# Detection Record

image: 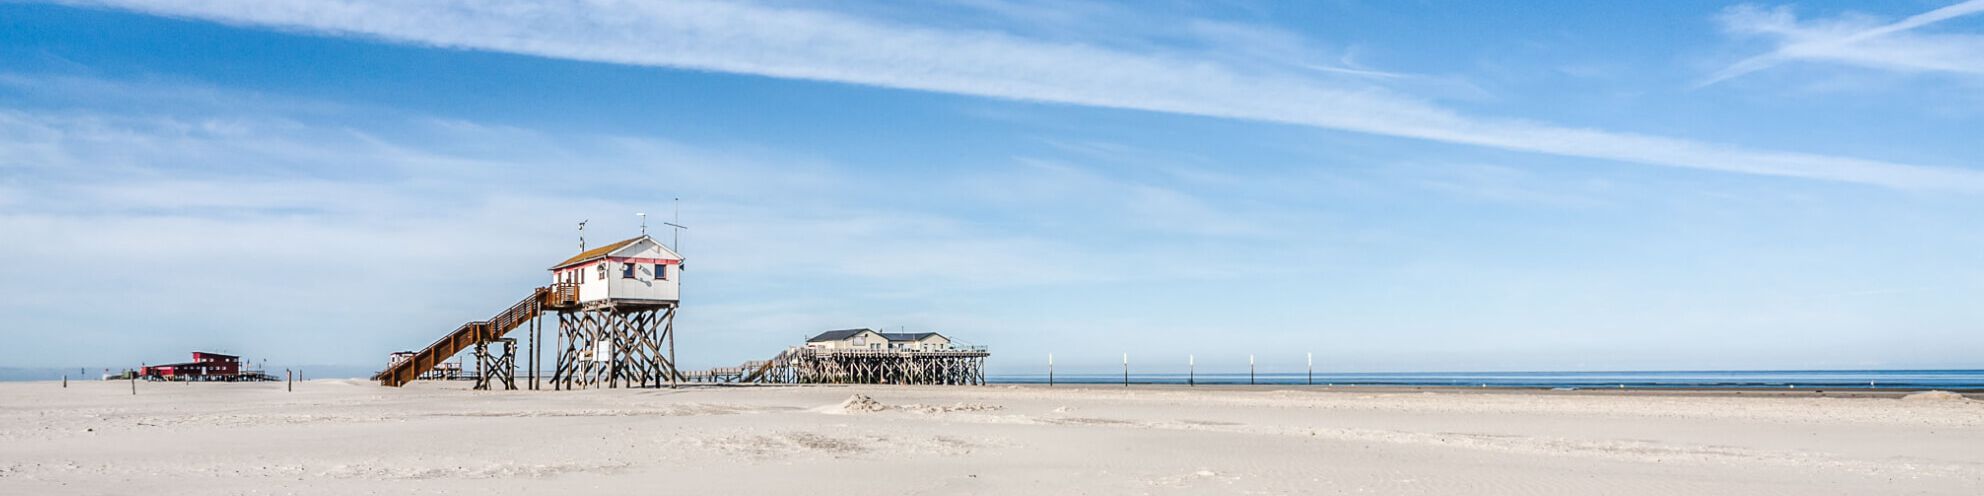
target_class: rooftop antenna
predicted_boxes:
[637,212,648,235]
[661,197,688,254]
[577,219,589,251]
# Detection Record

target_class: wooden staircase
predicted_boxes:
[374,284,579,387]
[738,348,800,384]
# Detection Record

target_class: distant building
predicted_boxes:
[805,328,955,352]
[731,328,988,384]
[139,352,242,381]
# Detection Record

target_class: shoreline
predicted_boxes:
[988,383,1984,397]
[18,378,1984,397]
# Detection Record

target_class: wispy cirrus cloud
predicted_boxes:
[56,0,1984,191]
[0,74,1295,367]
[1703,0,1984,86]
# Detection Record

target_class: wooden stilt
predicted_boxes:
[547,302,676,390]
[666,307,678,389]
[724,347,988,385]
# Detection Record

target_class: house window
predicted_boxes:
[596,263,606,280]
[622,262,636,279]
[655,263,667,281]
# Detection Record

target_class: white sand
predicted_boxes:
[2,381,1980,495]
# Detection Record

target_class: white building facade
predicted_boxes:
[805,329,955,351]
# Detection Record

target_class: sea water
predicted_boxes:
[990,369,1984,390]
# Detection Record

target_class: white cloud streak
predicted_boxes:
[0,78,1288,367]
[1705,0,1984,85]
[59,0,1984,191]
[6,73,1981,371]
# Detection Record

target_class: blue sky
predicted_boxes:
[2,1,1981,374]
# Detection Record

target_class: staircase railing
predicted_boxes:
[739,348,796,383]
[373,287,553,387]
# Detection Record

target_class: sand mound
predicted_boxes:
[1901,391,1967,402]
[819,394,888,414]
[814,395,999,415]
[904,402,1003,414]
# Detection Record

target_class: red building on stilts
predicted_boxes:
[140,352,245,381]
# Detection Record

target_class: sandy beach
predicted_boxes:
[1,381,1978,495]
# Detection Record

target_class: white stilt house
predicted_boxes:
[374,232,687,391]
[548,235,683,305]
[538,234,687,389]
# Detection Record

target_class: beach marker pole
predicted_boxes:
[129,374,135,395]
[1122,353,1128,387]
[1307,352,1313,385]
[1189,355,1195,387]
[1048,353,1054,387]
[287,369,293,392]
[1249,354,1256,385]
[63,375,68,388]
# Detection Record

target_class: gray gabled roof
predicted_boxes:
[806,329,947,343]
[806,328,877,342]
